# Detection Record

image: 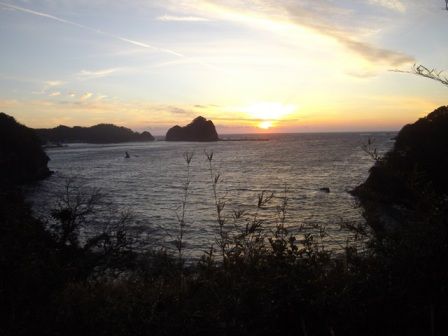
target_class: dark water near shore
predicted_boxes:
[28,132,395,258]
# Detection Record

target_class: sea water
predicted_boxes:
[28,132,394,258]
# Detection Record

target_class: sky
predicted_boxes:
[0,0,447,134]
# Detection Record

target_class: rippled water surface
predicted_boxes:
[29,133,394,257]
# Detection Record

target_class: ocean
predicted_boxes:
[28,132,395,258]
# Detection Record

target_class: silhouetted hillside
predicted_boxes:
[166,116,218,141]
[36,124,155,144]
[353,106,448,229]
[0,113,51,185]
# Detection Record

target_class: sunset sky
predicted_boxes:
[0,0,447,134]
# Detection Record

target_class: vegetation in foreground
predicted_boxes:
[1,108,448,335]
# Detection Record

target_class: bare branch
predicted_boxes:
[392,64,448,87]
[362,137,383,163]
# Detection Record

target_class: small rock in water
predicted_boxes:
[319,187,330,193]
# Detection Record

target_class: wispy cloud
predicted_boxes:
[0,99,19,107]
[337,36,412,66]
[157,14,210,22]
[32,80,65,95]
[369,0,406,12]
[44,80,64,87]
[77,68,123,80]
[272,1,413,65]
[49,91,61,97]
[0,1,232,74]
[0,1,183,58]
[79,92,93,101]
[175,0,413,67]
[345,69,378,79]
[96,94,108,101]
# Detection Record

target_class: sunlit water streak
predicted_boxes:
[28,133,394,259]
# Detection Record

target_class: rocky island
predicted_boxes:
[36,124,155,144]
[165,116,219,142]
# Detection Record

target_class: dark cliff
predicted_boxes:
[0,113,51,185]
[352,106,448,230]
[36,124,155,144]
[165,116,218,142]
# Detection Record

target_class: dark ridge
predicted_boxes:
[35,124,155,144]
[165,116,218,141]
[352,105,448,230]
[0,112,51,185]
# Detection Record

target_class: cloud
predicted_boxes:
[177,0,413,67]
[337,36,413,66]
[44,80,64,87]
[273,1,413,66]
[368,0,406,12]
[0,1,229,75]
[194,104,219,109]
[167,107,192,115]
[78,68,123,80]
[345,69,378,79]
[49,91,61,97]
[30,80,65,95]
[0,1,183,58]
[79,92,93,101]
[0,99,19,107]
[96,95,108,101]
[157,15,210,22]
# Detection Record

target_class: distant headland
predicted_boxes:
[36,124,155,144]
[166,116,219,142]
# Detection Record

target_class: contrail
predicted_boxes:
[0,1,184,57]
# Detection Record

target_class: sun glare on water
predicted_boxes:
[244,102,296,130]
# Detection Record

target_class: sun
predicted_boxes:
[259,121,272,129]
[243,102,296,130]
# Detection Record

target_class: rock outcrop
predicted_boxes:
[165,116,219,142]
[36,124,155,144]
[0,113,51,185]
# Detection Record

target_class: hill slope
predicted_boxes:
[0,112,51,184]
[352,105,448,230]
[36,124,155,144]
